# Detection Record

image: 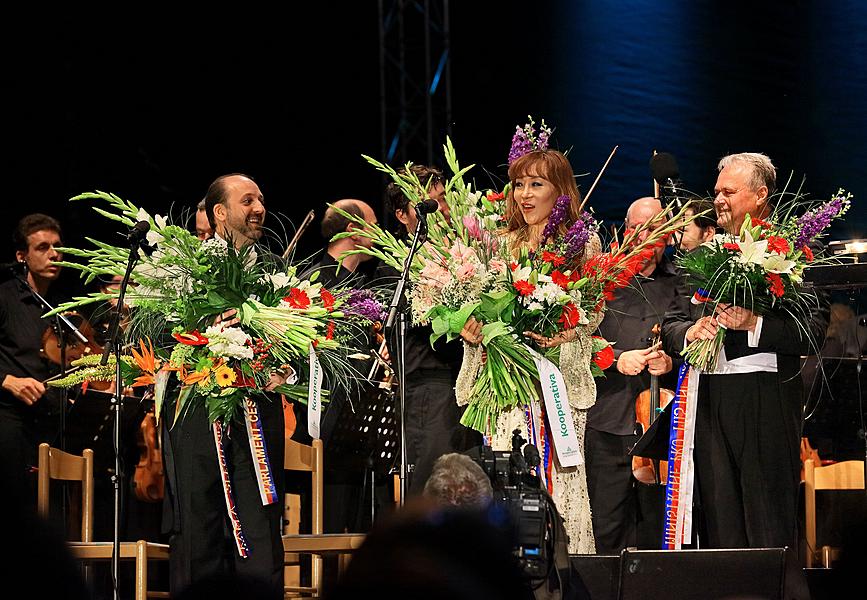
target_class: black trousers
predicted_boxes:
[163,397,285,598]
[695,371,802,549]
[585,427,638,554]
[404,370,479,495]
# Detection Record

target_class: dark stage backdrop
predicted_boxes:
[4,2,866,299]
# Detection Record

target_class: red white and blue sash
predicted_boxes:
[662,363,699,549]
[212,422,250,558]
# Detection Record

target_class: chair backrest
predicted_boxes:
[284,438,324,536]
[284,438,325,595]
[37,443,95,543]
[804,459,865,567]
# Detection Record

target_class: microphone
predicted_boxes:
[0,261,27,273]
[650,152,679,185]
[414,198,440,215]
[127,220,151,244]
[650,152,683,210]
[522,443,541,470]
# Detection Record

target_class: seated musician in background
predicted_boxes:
[676,197,718,253]
[301,199,379,290]
[296,199,382,535]
[585,197,679,554]
[195,198,213,241]
[0,214,66,505]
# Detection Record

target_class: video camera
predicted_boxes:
[470,429,559,580]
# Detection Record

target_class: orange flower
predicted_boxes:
[130,338,161,387]
[183,367,211,386]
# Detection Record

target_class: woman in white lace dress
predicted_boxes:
[456,149,601,554]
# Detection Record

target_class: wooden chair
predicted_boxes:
[282,438,365,598]
[803,458,865,568]
[37,443,170,600]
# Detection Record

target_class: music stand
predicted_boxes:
[64,388,147,465]
[628,401,673,463]
[323,380,399,525]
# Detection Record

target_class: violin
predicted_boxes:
[631,323,675,485]
[41,311,113,392]
[40,311,103,366]
[133,400,165,502]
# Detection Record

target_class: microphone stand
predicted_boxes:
[383,210,428,506]
[100,237,152,600]
[663,177,685,251]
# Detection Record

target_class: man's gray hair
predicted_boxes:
[423,453,494,509]
[718,152,777,197]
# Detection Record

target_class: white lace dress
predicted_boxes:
[454,235,602,555]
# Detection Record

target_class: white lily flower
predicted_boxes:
[512,265,533,281]
[263,271,292,290]
[736,229,768,266]
[146,214,167,246]
[762,253,796,274]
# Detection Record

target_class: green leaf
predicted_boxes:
[479,290,517,322]
[447,302,480,335]
[480,321,511,344]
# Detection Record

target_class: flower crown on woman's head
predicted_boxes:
[508,115,553,164]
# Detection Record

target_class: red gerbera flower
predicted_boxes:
[320,289,335,310]
[723,242,741,252]
[766,236,790,255]
[592,339,615,371]
[487,191,505,202]
[284,288,311,309]
[551,270,570,289]
[766,272,785,297]
[514,280,536,296]
[559,303,581,329]
[541,251,566,267]
[751,218,772,228]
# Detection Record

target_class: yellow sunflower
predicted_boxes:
[214,365,237,388]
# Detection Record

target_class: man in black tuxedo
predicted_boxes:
[162,174,285,599]
[662,153,829,550]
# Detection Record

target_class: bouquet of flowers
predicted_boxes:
[46,191,376,424]
[679,188,853,371]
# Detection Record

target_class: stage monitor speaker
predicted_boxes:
[618,548,786,600]
[570,554,620,600]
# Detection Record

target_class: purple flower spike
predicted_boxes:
[542,195,572,241]
[564,212,599,260]
[794,190,852,248]
[508,127,533,165]
[344,289,386,322]
[507,116,553,164]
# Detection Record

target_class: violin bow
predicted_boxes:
[282,210,316,260]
